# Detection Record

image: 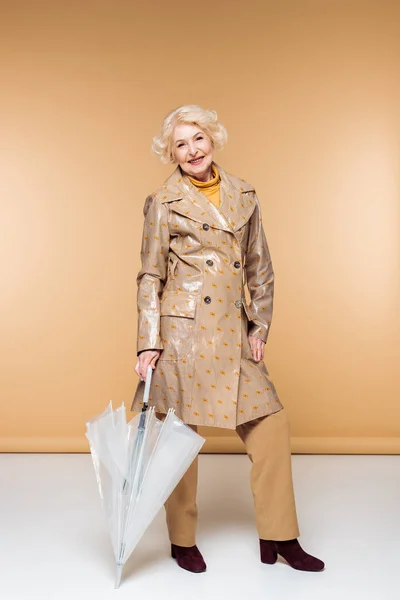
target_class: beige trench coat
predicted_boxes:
[131,161,283,429]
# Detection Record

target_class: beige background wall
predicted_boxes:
[1,0,399,453]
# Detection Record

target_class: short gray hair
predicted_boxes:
[152,104,228,164]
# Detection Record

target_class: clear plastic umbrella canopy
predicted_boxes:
[85,365,205,588]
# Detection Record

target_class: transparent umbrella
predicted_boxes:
[85,364,205,588]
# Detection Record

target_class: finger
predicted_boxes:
[143,362,151,380]
[251,338,258,361]
[143,355,156,379]
[137,358,144,379]
[248,337,255,360]
[255,340,261,361]
[139,359,149,380]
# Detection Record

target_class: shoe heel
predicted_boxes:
[171,545,176,559]
[260,540,278,565]
[261,550,278,565]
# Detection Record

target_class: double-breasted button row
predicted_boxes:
[204,296,242,308]
[205,258,239,268]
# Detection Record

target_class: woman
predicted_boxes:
[131,105,324,573]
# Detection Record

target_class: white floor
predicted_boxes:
[1,454,399,600]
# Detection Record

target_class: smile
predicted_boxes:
[189,157,204,165]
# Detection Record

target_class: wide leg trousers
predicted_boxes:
[157,408,300,546]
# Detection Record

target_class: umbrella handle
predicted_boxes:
[136,364,153,434]
[142,364,153,408]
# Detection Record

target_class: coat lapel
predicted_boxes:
[158,162,256,233]
[217,163,257,232]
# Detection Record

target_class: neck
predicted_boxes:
[183,164,214,183]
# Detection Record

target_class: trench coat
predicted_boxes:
[131,161,283,429]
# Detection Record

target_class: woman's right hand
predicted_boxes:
[135,349,162,381]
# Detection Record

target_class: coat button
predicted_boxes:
[204,296,212,304]
[233,261,241,268]
[203,223,210,230]
[206,259,214,266]
[235,300,242,309]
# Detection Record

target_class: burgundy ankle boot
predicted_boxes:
[260,538,325,572]
[171,544,207,573]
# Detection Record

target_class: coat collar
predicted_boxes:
[155,161,256,233]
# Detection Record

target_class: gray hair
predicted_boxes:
[152,104,228,164]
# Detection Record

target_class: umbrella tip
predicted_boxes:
[114,564,123,589]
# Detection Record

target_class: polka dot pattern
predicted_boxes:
[131,162,283,428]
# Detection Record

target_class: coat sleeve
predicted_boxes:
[244,193,275,344]
[136,194,170,355]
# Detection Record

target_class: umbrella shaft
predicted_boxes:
[118,543,126,562]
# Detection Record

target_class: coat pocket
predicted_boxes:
[242,300,254,323]
[159,291,197,360]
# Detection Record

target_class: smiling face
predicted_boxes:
[171,122,214,182]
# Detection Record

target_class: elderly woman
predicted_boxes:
[131,105,324,574]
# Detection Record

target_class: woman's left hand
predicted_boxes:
[248,335,266,362]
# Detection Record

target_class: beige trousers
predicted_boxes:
[157,408,300,546]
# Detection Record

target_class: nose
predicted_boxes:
[188,142,197,156]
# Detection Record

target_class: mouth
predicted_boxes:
[188,156,204,165]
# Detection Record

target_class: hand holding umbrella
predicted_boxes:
[86,364,205,588]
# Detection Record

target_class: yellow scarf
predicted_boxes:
[188,164,221,208]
